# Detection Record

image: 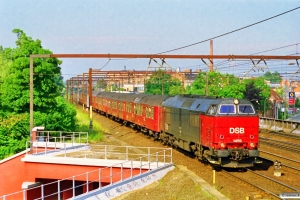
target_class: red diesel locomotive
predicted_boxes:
[79,92,261,168]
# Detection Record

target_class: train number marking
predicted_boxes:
[229,127,244,134]
[233,139,242,142]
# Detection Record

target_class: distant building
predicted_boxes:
[123,84,144,93]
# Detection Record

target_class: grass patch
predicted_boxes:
[75,107,105,143]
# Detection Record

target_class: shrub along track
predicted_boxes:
[87,109,284,200]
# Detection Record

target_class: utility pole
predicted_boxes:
[209,40,213,71]
[206,72,209,96]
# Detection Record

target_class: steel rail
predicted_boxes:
[221,170,280,199]
[260,150,300,165]
[259,137,300,153]
[246,168,299,191]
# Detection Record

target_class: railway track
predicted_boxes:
[264,130,300,140]
[259,136,300,153]
[222,168,299,200]
[260,150,300,169]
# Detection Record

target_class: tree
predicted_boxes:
[242,77,271,113]
[296,98,300,108]
[145,69,182,95]
[186,71,245,98]
[0,29,77,158]
[263,71,282,83]
[1,29,62,113]
[95,79,107,90]
[185,71,270,114]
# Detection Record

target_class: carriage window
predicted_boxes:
[207,105,217,115]
[118,102,123,111]
[150,107,154,119]
[134,105,138,114]
[146,107,149,118]
[238,105,255,114]
[137,105,141,115]
[219,105,235,114]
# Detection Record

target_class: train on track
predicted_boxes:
[78,92,261,168]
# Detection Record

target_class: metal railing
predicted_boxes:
[36,131,88,144]
[260,117,300,133]
[26,131,89,156]
[0,146,172,200]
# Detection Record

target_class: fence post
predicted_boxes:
[64,143,66,157]
[23,189,27,200]
[41,185,44,200]
[72,132,74,147]
[45,139,47,156]
[26,142,28,155]
[85,143,87,158]
[86,172,89,193]
[99,169,102,189]
[72,176,75,197]
[57,180,61,200]
[121,163,123,181]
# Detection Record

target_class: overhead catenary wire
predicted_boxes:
[157,6,300,55]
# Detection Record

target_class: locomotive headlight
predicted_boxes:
[249,142,255,148]
[233,99,239,105]
[220,142,226,148]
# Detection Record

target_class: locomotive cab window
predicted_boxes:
[238,104,255,114]
[219,105,235,114]
[207,105,217,115]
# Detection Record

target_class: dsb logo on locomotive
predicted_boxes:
[229,127,245,134]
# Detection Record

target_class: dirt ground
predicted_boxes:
[112,166,212,200]
[89,110,264,200]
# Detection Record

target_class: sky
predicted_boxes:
[0,0,299,80]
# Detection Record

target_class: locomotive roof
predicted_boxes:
[138,95,170,106]
[162,95,251,114]
[97,92,150,103]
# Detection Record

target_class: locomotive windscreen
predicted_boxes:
[219,105,235,114]
[238,104,255,114]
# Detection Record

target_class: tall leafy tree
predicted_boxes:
[263,71,282,83]
[186,71,245,98]
[145,69,181,95]
[0,29,77,159]
[186,71,270,114]
[2,29,62,113]
[243,77,270,113]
